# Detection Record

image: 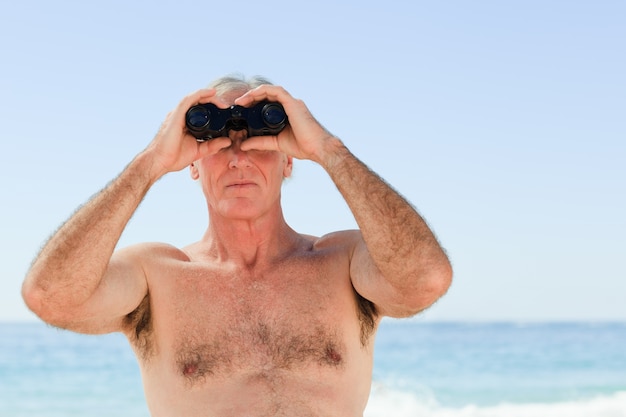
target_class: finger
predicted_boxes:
[190,88,236,110]
[171,89,219,130]
[235,85,293,106]
[197,137,232,157]
[179,88,217,111]
[240,135,280,152]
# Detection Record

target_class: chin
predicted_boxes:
[218,201,267,220]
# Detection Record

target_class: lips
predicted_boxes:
[225,180,257,189]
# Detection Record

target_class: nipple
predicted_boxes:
[323,344,343,366]
[183,362,199,377]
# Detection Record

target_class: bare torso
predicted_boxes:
[21,83,452,417]
[123,232,379,417]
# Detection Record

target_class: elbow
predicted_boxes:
[420,250,453,302]
[21,275,72,327]
[422,257,453,304]
[432,259,453,299]
[22,277,44,317]
[395,260,453,318]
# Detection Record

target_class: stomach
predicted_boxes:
[142,365,371,417]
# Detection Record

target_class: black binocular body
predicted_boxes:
[185,101,288,141]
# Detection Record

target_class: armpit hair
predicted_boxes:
[355,291,378,347]
[124,294,154,360]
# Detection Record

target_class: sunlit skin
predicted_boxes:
[22,82,452,417]
[190,91,293,223]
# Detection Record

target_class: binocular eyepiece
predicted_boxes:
[185,101,288,141]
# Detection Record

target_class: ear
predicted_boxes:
[190,162,200,180]
[283,156,293,178]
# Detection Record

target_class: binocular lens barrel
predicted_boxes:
[187,107,210,129]
[185,101,287,140]
[262,104,287,128]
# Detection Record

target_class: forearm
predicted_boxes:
[23,151,158,315]
[320,138,451,292]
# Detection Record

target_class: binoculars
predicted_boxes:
[185,101,288,141]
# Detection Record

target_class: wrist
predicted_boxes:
[130,149,166,188]
[317,136,351,173]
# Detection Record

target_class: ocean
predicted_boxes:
[1,321,625,416]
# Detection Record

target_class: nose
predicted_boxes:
[227,129,251,169]
[228,128,248,142]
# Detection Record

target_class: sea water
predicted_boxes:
[368,321,626,416]
[1,321,625,416]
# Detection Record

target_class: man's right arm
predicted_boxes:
[22,153,156,333]
[21,88,230,334]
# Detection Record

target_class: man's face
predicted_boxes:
[190,89,293,220]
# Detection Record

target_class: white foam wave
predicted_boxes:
[364,386,626,417]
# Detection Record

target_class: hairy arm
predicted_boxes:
[236,85,452,318]
[22,154,156,332]
[22,88,230,333]
[321,141,452,317]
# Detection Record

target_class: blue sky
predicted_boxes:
[1,1,624,322]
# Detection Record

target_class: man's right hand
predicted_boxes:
[144,88,233,181]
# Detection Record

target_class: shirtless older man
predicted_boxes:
[22,75,452,417]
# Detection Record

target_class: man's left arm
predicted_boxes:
[321,140,452,318]
[235,85,452,317]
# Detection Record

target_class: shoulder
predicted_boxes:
[311,230,362,251]
[295,230,364,272]
[112,242,191,267]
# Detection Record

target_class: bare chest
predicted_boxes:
[147,254,361,384]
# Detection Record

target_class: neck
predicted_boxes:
[201,205,298,268]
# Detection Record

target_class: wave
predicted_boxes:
[364,386,626,417]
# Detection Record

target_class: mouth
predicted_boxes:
[226,180,257,189]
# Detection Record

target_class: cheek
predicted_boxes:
[196,162,223,196]
[251,152,288,174]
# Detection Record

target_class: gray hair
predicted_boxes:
[207,73,273,96]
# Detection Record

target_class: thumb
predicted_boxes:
[240,135,280,152]
[198,137,232,158]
